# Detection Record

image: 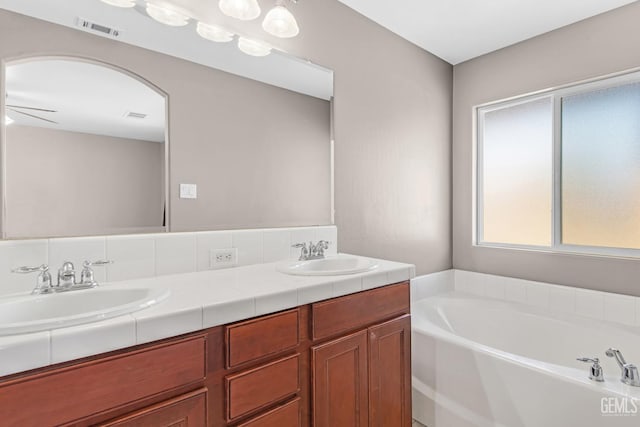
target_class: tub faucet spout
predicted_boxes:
[606,348,640,387]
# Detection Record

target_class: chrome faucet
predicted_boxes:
[57,261,76,289]
[13,260,112,295]
[606,348,640,387]
[292,240,331,261]
[576,357,604,382]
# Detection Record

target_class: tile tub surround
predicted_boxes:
[0,255,414,377]
[411,269,640,328]
[0,225,337,297]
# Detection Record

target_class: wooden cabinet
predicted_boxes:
[0,281,410,427]
[311,284,411,427]
[99,389,207,427]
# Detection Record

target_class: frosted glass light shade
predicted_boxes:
[5,115,13,126]
[146,3,189,26]
[219,0,261,21]
[197,22,234,42]
[237,37,272,57]
[262,5,299,38]
[100,0,136,7]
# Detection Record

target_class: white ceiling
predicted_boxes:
[338,0,638,64]
[6,60,166,142]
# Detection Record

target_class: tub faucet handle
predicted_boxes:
[577,357,604,382]
[606,348,640,387]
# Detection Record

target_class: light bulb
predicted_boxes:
[262,4,299,38]
[146,2,189,26]
[5,115,14,126]
[219,0,261,21]
[237,37,272,57]
[197,22,234,43]
[100,0,136,7]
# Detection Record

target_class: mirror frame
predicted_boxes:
[1,55,171,239]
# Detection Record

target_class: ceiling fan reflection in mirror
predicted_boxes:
[6,104,59,125]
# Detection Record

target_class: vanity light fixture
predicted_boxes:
[196,22,234,43]
[5,115,14,126]
[145,2,189,27]
[219,0,261,21]
[237,37,272,57]
[262,0,299,38]
[100,0,136,7]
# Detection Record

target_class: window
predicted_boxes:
[477,71,640,256]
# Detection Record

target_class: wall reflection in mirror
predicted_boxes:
[3,59,168,238]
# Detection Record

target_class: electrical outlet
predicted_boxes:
[210,248,238,269]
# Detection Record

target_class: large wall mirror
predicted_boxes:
[4,58,167,238]
[0,0,334,239]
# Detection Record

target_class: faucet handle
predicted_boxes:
[83,260,113,268]
[577,357,604,382]
[12,264,54,294]
[12,264,49,274]
[292,243,309,261]
[315,240,331,257]
[80,260,113,286]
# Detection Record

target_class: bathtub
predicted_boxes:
[411,292,640,427]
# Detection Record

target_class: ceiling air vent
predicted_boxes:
[124,111,148,119]
[75,17,121,38]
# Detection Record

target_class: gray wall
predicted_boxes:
[289,2,453,273]
[0,2,453,275]
[453,2,640,296]
[5,125,164,238]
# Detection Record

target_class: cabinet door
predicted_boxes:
[98,388,207,427]
[368,315,412,427]
[311,330,368,427]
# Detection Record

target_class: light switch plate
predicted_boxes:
[180,183,197,199]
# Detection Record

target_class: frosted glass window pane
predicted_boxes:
[562,82,640,249]
[481,98,553,246]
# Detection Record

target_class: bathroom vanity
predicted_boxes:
[0,276,411,426]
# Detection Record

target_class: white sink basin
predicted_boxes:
[277,255,378,276]
[0,287,170,336]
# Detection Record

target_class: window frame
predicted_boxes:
[475,69,640,259]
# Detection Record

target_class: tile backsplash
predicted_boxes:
[0,225,337,296]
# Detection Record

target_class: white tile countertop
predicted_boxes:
[0,255,415,377]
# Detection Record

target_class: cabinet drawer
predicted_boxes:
[0,336,206,427]
[237,398,301,427]
[99,388,207,426]
[226,309,299,368]
[312,282,409,341]
[226,354,300,421]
